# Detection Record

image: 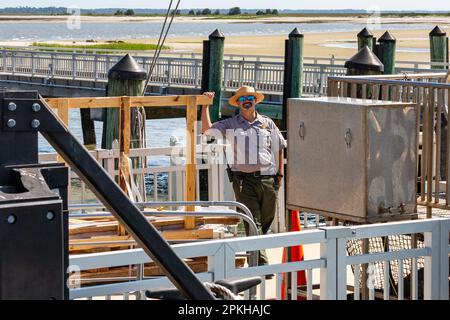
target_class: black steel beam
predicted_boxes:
[4,96,215,300]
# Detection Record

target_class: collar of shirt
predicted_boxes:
[237,112,265,127]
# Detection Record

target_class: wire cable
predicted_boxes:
[142,0,181,95]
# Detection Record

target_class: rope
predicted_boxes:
[142,0,181,95]
[145,0,173,86]
[204,283,243,300]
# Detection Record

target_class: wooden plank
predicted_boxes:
[57,98,69,164]
[118,96,132,235]
[162,228,213,240]
[69,216,240,234]
[45,95,213,109]
[46,97,122,109]
[119,96,131,194]
[69,228,215,251]
[184,96,198,229]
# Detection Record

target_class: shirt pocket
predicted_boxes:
[257,129,272,150]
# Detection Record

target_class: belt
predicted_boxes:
[233,171,275,178]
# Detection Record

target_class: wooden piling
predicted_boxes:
[103,54,147,217]
[345,46,384,98]
[80,109,96,150]
[357,28,374,51]
[282,28,304,299]
[103,54,147,150]
[199,30,225,201]
[282,28,304,132]
[202,29,225,123]
[429,26,448,69]
[377,31,397,75]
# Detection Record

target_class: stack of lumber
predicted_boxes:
[69,210,242,284]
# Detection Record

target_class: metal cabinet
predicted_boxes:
[287,97,418,223]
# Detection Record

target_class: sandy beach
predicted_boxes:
[153,28,448,62]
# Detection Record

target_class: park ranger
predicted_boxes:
[202,86,286,267]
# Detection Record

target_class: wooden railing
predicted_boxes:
[44,95,213,229]
[328,71,450,216]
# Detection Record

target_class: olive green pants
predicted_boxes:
[232,174,280,266]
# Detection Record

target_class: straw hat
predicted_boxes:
[228,86,265,107]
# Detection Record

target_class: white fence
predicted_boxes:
[1,49,445,96]
[69,218,450,300]
[39,144,233,204]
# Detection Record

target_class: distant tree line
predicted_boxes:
[256,9,279,15]
[186,7,279,16]
[188,9,220,16]
[114,9,135,16]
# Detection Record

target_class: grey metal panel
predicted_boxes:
[287,97,417,223]
[367,106,417,218]
[287,99,366,218]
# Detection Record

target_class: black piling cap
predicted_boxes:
[429,25,447,37]
[345,46,384,72]
[379,31,396,43]
[209,29,225,39]
[108,54,147,81]
[289,28,304,38]
[357,27,373,38]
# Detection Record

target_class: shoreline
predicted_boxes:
[0,29,443,62]
[1,15,450,25]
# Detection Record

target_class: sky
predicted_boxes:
[1,1,449,11]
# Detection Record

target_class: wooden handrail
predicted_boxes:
[45,94,213,229]
[45,95,212,109]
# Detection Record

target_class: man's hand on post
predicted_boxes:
[203,92,215,103]
[201,92,215,133]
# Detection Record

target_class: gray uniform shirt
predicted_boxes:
[206,112,287,175]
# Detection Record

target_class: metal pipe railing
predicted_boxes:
[69,210,259,239]
[69,201,259,267]
[2,48,445,97]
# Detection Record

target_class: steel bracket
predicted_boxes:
[2,98,65,133]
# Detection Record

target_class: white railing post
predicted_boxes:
[72,54,76,79]
[423,220,442,300]
[254,61,261,89]
[439,219,450,300]
[194,59,199,88]
[1,48,6,72]
[319,236,336,299]
[319,226,353,300]
[223,61,229,89]
[238,60,244,87]
[207,244,226,281]
[50,53,55,78]
[93,55,98,81]
[11,51,16,75]
[166,58,172,86]
[31,52,36,76]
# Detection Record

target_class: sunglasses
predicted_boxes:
[237,95,256,103]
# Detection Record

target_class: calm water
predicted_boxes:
[39,109,186,158]
[0,21,434,42]
[38,111,187,195]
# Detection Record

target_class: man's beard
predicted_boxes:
[243,102,253,109]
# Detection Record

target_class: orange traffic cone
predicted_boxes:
[281,210,306,300]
